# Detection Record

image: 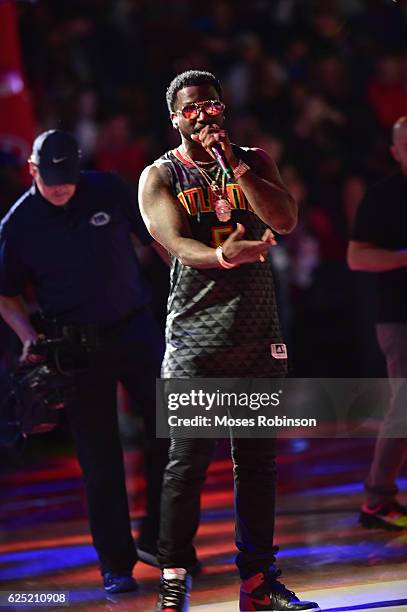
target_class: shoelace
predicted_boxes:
[161,578,186,607]
[268,569,297,600]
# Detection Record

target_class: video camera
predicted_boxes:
[1,337,89,445]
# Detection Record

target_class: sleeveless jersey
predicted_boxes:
[156,146,287,378]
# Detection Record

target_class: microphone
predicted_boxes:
[210,145,235,182]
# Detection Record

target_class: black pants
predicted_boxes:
[157,435,278,579]
[365,323,407,506]
[65,307,168,575]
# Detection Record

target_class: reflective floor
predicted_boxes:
[1,438,406,611]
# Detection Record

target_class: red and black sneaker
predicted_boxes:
[156,568,191,612]
[240,570,320,612]
[359,501,407,531]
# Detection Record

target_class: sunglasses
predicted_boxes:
[177,99,225,120]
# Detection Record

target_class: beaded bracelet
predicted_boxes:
[233,160,250,179]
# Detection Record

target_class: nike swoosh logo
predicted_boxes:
[242,593,270,606]
[52,157,67,163]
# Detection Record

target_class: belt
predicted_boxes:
[34,308,142,348]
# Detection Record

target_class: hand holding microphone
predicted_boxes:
[191,124,237,181]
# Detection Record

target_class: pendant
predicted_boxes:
[214,198,232,222]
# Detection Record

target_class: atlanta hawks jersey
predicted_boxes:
[156,146,287,378]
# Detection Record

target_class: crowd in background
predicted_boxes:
[2,0,407,379]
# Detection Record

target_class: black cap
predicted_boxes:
[30,130,80,186]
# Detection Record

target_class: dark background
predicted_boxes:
[3,0,407,399]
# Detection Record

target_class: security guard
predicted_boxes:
[0,130,168,593]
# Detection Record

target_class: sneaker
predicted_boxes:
[136,542,202,576]
[103,571,138,594]
[156,568,191,611]
[240,570,320,611]
[359,501,407,531]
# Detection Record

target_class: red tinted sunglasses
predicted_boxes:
[177,99,225,120]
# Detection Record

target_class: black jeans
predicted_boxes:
[157,435,278,579]
[65,307,168,575]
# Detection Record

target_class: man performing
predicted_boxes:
[139,70,320,612]
[348,116,407,530]
[0,130,168,593]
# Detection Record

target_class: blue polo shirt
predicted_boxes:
[0,171,152,324]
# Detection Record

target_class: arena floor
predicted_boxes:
[1,438,406,611]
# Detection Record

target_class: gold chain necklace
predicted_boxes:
[179,146,232,222]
